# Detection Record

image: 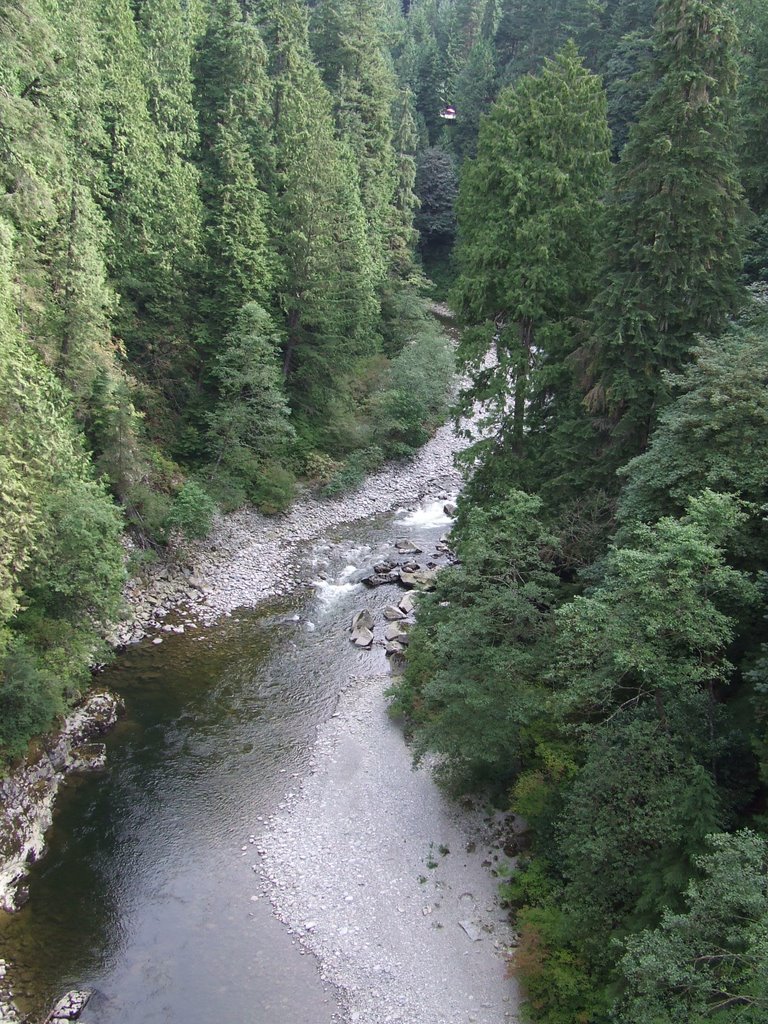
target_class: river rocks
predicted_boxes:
[361,570,400,588]
[382,605,407,621]
[45,987,91,1019]
[399,592,417,615]
[394,539,422,555]
[351,610,374,633]
[384,622,410,644]
[443,501,457,517]
[350,610,375,648]
[399,567,440,591]
[0,692,123,913]
[352,628,374,649]
[47,990,92,1022]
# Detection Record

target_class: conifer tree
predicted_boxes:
[98,0,202,374]
[453,42,610,486]
[255,0,379,437]
[311,0,398,285]
[388,88,420,278]
[588,0,746,458]
[195,0,275,327]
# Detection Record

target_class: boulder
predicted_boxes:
[48,989,92,1021]
[352,628,374,648]
[394,539,422,554]
[362,571,400,588]
[383,605,407,621]
[399,592,417,615]
[384,621,410,644]
[351,609,374,633]
[399,567,440,591]
[443,501,457,517]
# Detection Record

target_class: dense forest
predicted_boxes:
[3,0,768,1019]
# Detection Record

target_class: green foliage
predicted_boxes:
[617,830,768,1023]
[553,492,756,724]
[453,42,610,482]
[0,221,125,761]
[0,642,64,762]
[588,0,746,459]
[618,322,768,531]
[167,481,217,540]
[391,491,561,791]
[372,313,455,457]
[558,714,721,948]
[514,905,609,1024]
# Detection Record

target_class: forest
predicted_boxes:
[2,0,768,1020]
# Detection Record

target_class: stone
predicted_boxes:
[352,628,374,648]
[458,920,482,942]
[394,539,422,554]
[399,567,440,591]
[48,989,92,1020]
[384,622,409,643]
[399,592,417,615]
[361,571,400,588]
[385,641,406,655]
[382,605,407,621]
[351,610,374,633]
[443,501,457,517]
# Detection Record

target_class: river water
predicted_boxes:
[0,503,455,1023]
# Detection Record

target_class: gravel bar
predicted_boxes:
[257,672,521,1024]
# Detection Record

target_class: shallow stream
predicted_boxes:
[0,503,455,1023]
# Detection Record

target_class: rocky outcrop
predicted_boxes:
[0,692,123,913]
[44,989,92,1022]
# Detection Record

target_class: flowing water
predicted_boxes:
[0,502,454,1023]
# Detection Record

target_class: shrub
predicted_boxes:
[167,480,217,540]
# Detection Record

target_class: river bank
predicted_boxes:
[112,416,465,646]
[258,666,521,1024]
[1,314,524,1023]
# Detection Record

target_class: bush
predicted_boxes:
[322,446,384,496]
[251,463,296,515]
[0,642,64,763]
[167,480,217,540]
[373,320,454,459]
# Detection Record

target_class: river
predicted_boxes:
[0,496,519,1024]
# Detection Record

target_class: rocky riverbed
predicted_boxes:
[111,416,466,647]
[257,670,522,1024]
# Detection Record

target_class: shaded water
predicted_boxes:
[0,503,453,1023]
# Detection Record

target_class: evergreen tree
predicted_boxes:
[256,0,379,441]
[194,0,275,337]
[588,0,746,459]
[453,43,610,491]
[206,302,294,506]
[312,0,399,285]
[388,88,420,278]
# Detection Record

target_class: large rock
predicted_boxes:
[351,610,374,633]
[399,592,417,615]
[352,628,374,649]
[384,621,410,644]
[443,501,458,517]
[362,570,400,588]
[383,605,407,621]
[48,989,92,1021]
[399,566,440,591]
[394,539,422,555]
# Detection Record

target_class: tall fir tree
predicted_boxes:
[453,42,610,498]
[195,0,275,328]
[588,0,746,460]
[255,0,379,440]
